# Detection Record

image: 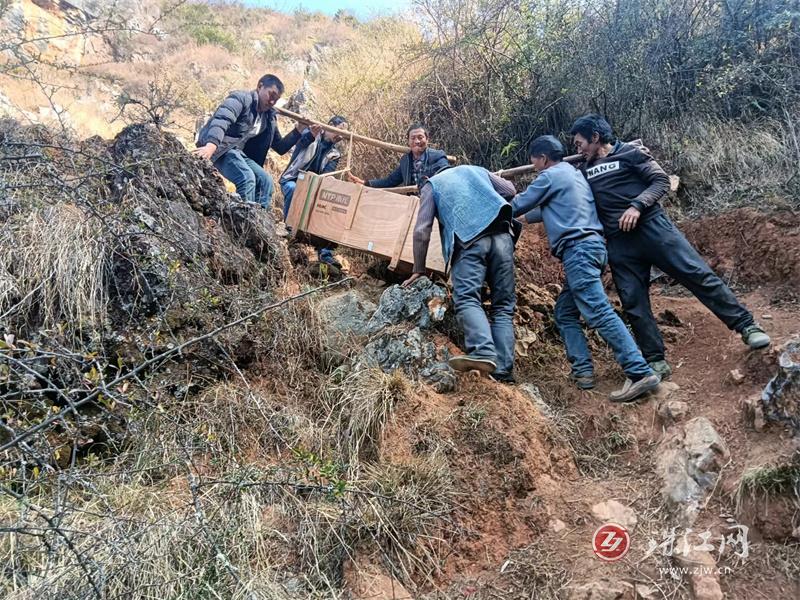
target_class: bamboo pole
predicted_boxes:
[383,154,584,194]
[494,154,582,178]
[274,105,458,162]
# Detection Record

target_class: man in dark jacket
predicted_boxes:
[348,123,450,189]
[194,74,303,208]
[403,165,519,383]
[279,115,348,221]
[570,114,770,379]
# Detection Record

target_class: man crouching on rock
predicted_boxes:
[402,165,519,384]
[512,136,660,402]
[193,74,304,208]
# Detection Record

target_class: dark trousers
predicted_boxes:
[607,213,754,363]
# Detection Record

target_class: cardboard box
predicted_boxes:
[286,172,446,275]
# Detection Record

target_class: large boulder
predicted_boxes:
[316,289,377,338]
[366,277,447,333]
[655,417,730,525]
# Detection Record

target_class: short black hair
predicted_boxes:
[529,135,564,161]
[406,123,428,138]
[257,74,284,94]
[328,115,348,127]
[569,114,615,144]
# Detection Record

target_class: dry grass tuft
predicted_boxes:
[0,203,107,331]
[322,367,410,465]
[734,454,800,516]
[354,454,454,585]
[648,114,800,216]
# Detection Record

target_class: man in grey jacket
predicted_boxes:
[512,136,659,402]
[194,74,303,208]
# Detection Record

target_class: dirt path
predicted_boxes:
[343,213,800,599]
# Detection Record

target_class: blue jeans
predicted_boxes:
[555,236,652,380]
[450,232,516,377]
[214,149,273,208]
[280,180,297,221]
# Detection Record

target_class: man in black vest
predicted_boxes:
[194,74,303,208]
[569,114,770,379]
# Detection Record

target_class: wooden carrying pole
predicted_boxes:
[274,106,457,163]
[383,154,584,194]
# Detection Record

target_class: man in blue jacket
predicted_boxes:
[403,165,519,383]
[279,115,349,221]
[512,136,660,402]
[194,74,304,208]
[348,124,450,190]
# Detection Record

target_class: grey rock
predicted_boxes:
[658,399,690,423]
[132,206,159,232]
[367,277,447,333]
[564,579,636,600]
[360,327,436,372]
[358,327,454,390]
[419,361,456,393]
[655,417,730,524]
[220,199,284,266]
[519,383,558,421]
[761,339,800,432]
[316,290,377,338]
[652,381,681,401]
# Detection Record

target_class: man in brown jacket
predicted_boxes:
[569,114,770,379]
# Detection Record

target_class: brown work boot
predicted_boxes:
[608,374,661,403]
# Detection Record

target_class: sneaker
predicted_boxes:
[448,354,497,374]
[608,374,661,403]
[741,325,771,350]
[491,372,516,384]
[569,373,595,390]
[648,360,672,380]
[318,248,342,269]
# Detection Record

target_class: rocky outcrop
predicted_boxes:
[655,417,730,525]
[324,277,456,392]
[367,277,447,334]
[760,339,800,432]
[316,289,377,339]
